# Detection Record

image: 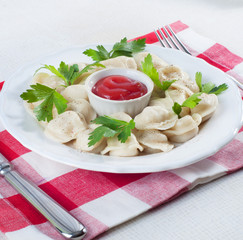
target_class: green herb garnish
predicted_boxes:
[207,84,228,95]
[35,61,103,86]
[195,72,202,91]
[141,54,176,90]
[83,37,146,61]
[173,72,228,117]
[88,116,135,146]
[20,83,68,122]
[23,61,103,122]
[182,92,202,108]
[172,102,183,117]
[172,92,203,117]
[195,71,228,95]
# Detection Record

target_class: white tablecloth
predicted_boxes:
[1,0,243,239]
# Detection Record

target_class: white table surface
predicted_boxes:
[1,0,243,239]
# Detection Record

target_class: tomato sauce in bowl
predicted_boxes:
[92,75,147,100]
[85,68,154,117]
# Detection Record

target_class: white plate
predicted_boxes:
[0,44,242,173]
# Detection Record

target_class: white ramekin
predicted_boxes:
[85,68,154,118]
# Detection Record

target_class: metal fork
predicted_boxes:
[154,26,243,90]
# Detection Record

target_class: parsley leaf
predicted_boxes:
[208,83,228,95]
[172,93,202,117]
[83,46,110,62]
[141,54,160,85]
[20,83,68,122]
[182,92,202,108]
[88,126,117,147]
[117,119,135,143]
[91,115,125,129]
[201,82,215,94]
[111,38,146,57]
[35,62,103,86]
[88,116,135,146]
[195,72,228,95]
[195,72,202,91]
[35,65,66,82]
[161,80,177,90]
[141,54,176,90]
[83,37,146,61]
[172,102,182,117]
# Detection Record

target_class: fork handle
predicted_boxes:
[0,154,87,240]
[228,75,243,90]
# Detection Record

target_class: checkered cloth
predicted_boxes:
[0,21,243,240]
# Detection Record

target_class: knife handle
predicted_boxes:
[0,154,87,240]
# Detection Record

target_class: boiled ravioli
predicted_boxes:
[134,106,178,130]
[101,133,143,157]
[163,113,202,143]
[44,111,87,143]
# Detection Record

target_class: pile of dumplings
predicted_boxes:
[24,52,218,157]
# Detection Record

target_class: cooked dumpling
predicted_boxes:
[100,56,137,69]
[136,130,174,153]
[110,112,132,122]
[75,127,106,154]
[171,78,199,94]
[66,99,96,124]
[165,89,190,117]
[158,65,199,95]
[163,113,202,143]
[165,88,190,103]
[134,52,168,70]
[101,133,143,157]
[75,112,132,155]
[44,111,87,143]
[24,101,48,128]
[168,82,195,99]
[24,101,58,128]
[134,106,178,130]
[191,93,218,122]
[24,101,41,117]
[158,65,189,82]
[149,97,174,111]
[76,64,103,84]
[32,73,65,92]
[61,85,88,102]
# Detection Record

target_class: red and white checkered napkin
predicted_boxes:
[0,21,243,240]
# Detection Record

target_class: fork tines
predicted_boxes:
[154,25,191,55]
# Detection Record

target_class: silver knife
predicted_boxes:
[0,153,87,240]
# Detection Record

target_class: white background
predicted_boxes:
[1,0,243,239]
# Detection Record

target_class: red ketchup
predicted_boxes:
[92,75,147,100]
